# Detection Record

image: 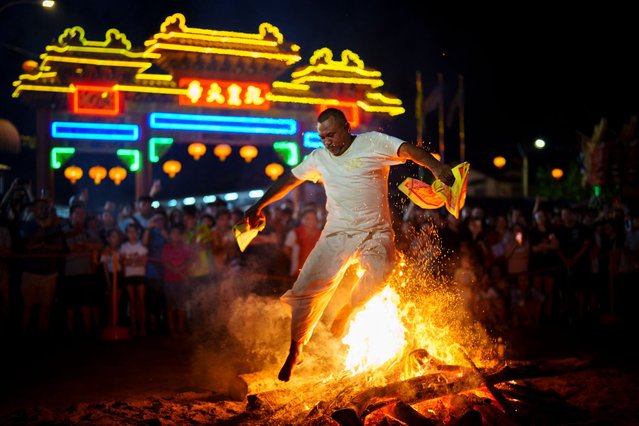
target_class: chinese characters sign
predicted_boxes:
[178,78,271,110]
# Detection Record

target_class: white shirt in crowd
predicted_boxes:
[119,241,148,277]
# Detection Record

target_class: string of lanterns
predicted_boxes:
[62,143,284,184]
[64,165,127,185]
[161,143,263,179]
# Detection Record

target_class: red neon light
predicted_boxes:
[71,85,121,116]
[318,102,360,128]
[178,78,271,110]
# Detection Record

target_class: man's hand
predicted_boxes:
[243,205,265,229]
[436,164,456,186]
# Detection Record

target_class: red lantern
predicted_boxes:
[214,144,232,161]
[89,165,107,184]
[64,165,83,184]
[188,142,206,160]
[265,163,284,181]
[108,166,127,185]
[163,160,182,178]
[239,145,258,163]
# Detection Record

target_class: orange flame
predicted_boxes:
[342,286,406,374]
[340,254,496,380]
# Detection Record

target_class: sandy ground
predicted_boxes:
[1,313,638,425]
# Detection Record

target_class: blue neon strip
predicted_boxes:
[149,112,298,135]
[51,122,139,141]
[303,131,323,149]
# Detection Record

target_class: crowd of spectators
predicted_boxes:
[1,177,638,342]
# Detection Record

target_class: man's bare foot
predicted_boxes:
[331,304,354,338]
[278,341,303,382]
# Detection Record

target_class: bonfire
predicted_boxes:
[230,248,536,425]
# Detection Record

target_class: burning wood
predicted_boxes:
[326,358,593,426]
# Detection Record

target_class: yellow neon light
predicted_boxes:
[149,31,280,48]
[57,26,133,50]
[291,48,382,79]
[112,85,187,95]
[356,100,405,116]
[17,71,57,81]
[12,85,74,97]
[291,75,384,88]
[227,84,242,106]
[271,81,310,91]
[365,92,403,105]
[266,93,341,106]
[205,83,224,104]
[41,55,153,71]
[134,73,173,81]
[186,81,204,103]
[154,13,286,44]
[46,44,159,59]
[244,85,266,106]
[144,42,300,65]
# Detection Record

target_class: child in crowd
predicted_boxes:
[161,224,193,336]
[120,223,148,336]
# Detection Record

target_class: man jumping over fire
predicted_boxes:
[242,108,456,382]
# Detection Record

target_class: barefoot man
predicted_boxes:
[243,108,455,381]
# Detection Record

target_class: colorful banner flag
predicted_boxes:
[398,162,470,219]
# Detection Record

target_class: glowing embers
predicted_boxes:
[71,85,121,116]
[148,112,297,135]
[342,286,407,375]
[179,78,270,110]
[51,121,139,141]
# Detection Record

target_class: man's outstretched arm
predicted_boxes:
[398,143,455,186]
[244,170,303,226]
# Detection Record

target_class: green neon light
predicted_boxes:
[117,148,141,172]
[148,137,173,163]
[593,185,601,197]
[50,147,75,169]
[273,141,300,166]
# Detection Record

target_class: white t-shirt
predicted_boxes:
[119,241,148,277]
[292,131,405,234]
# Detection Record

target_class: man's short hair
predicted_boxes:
[138,195,153,204]
[318,107,348,125]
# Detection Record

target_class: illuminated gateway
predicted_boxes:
[12,13,405,202]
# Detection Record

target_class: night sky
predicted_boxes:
[1,1,637,202]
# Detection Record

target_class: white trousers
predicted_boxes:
[280,229,396,344]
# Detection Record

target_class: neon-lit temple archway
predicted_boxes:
[12,13,405,204]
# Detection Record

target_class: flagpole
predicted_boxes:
[415,71,424,148]
[458,74,466,162]
[415,71,426,183]
[437,72,445,162]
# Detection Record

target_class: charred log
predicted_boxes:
[388,400,437,425]
[330,358,593,426]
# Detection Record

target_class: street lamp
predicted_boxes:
[0,0,54,14]
[518,139,546,198]
[0,1,55,57]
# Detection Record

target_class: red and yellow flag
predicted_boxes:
[398,162,470,219]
